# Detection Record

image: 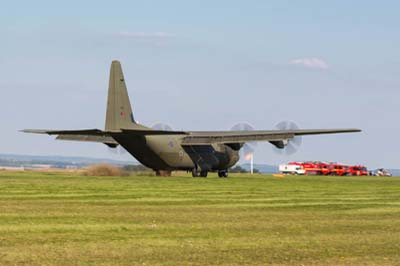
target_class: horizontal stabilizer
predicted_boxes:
[56,135,118,146]
[21,129,106,135]
[21,129,118,146]
[21,127,188,137]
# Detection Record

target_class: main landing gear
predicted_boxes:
[192,168,228,178]
[192,169,208,178]
[191,169,229,178]
[218,170,228,178]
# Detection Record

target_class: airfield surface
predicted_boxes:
[0,172,399,265]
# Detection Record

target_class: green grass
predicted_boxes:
[0,172,399,265]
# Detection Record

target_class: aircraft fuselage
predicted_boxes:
[112,133,239,172]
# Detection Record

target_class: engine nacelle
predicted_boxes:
[269,140,285,149]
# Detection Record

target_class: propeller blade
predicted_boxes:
[108,147,118,154]
[285,143,298,155]
[230,122,257,160]
[152,123,173,131]
[108,145,128,155]
[273,120,302,155]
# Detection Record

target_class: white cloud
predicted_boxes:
[116,31,175,39]
[289,57,329,70]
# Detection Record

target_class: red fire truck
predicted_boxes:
[348,165,369,176]
[328,163,349,176]
[289,161,330,175]
[287,162,368,176]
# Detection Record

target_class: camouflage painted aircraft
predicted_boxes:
[23,61,361,177]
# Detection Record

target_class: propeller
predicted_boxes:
[273,121,302,155]
[231,122,257,160]
[151,123,173,131]
[107,145,128,155]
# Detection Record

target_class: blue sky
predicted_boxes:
[1,1,399,168]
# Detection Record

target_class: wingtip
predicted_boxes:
[19,129,48,134]
[343,128,362,133]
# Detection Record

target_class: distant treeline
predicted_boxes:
[229,165,260,174]
[0,158,85,169]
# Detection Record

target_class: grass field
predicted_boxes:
[0,172,399,266]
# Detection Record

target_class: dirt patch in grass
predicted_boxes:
[83,164,128,177]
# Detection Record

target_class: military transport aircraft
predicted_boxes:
[22,61,361,177]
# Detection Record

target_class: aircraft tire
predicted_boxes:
[200,171,208,178]
[192,169,201,178]
[218,171,228,178]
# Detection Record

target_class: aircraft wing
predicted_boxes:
[181,128,361,145]
[22,127,361,146]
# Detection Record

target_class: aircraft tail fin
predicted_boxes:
[105,60,136,131]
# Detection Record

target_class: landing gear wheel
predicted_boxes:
[200,171,208,177]
[218,171,228,178]
[192,169,201,178]
[192,169,208,178]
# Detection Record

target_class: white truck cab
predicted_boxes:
[279,164,306,175]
